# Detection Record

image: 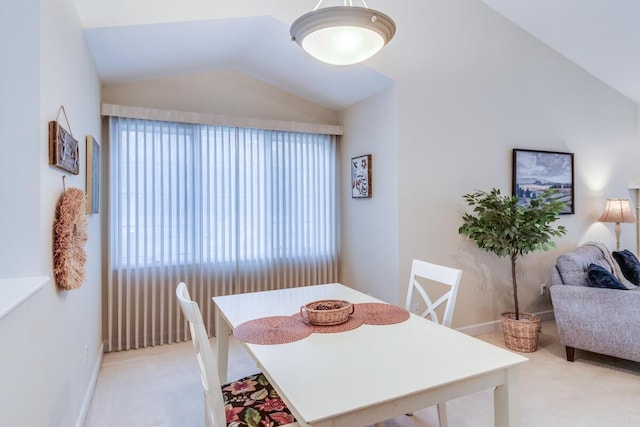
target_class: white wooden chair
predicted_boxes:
[404,259,463,427]
[176,282,298,427]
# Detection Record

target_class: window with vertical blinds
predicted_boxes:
[107,117,339,351]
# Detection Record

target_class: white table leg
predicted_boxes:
[437,402,448,427]
[215,307,231,383]
[494,367,520,427]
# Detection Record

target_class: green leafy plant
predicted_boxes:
[458,188,567,320]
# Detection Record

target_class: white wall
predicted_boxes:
[0,0,41,276]
[102,69,339,125]
[340,0,639,328]
[339,87,400,304]
[0,0,102,425]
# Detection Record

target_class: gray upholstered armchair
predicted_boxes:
[549,244,640,362]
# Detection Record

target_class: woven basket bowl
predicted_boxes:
[300,299,354,326]
[501,312,541,353]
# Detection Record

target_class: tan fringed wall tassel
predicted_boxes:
[52,187,87,290]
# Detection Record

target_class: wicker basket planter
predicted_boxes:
[500,312,541,353]
[300,300,354,325]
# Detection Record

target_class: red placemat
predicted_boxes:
[233,315,314,345]
[353,303,410,325]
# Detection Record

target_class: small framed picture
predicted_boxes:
[512,149,574,214]
[351,154,372,198]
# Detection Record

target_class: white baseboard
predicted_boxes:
[456,310,555,336]
[75,343,104,427]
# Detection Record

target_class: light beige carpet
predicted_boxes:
[84,321,640,427]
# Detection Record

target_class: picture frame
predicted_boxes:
[512,148,574,214]
[49,120,79,175]
[351,154,372,198]
[86,135,100,214]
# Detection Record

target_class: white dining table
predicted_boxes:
[213,283,527,427]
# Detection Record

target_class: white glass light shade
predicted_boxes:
[290,6,396,66]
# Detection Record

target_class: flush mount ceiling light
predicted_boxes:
[290,0,396,66]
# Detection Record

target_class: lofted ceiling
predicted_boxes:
[84,15,395,110]
[77,0,640,110]
[480,0,640,106]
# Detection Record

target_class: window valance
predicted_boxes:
[101,103,343,136]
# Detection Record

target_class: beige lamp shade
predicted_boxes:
[598,198,636,251]
[598,199,636,223]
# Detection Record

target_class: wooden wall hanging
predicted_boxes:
[49,106,79,175]
[53,186,87,290]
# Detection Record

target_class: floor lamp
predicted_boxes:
[598,198,636,251]
[630,186,640,256]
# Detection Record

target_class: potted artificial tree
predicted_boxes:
[458,188,567,352]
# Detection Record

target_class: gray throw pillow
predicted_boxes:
[612,249,640,285]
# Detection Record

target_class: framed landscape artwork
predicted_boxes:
[351,154,372,198]
[512,149,574,214]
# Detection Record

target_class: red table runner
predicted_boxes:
[233,302,410,345]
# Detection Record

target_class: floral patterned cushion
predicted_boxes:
[222,373,296,427]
